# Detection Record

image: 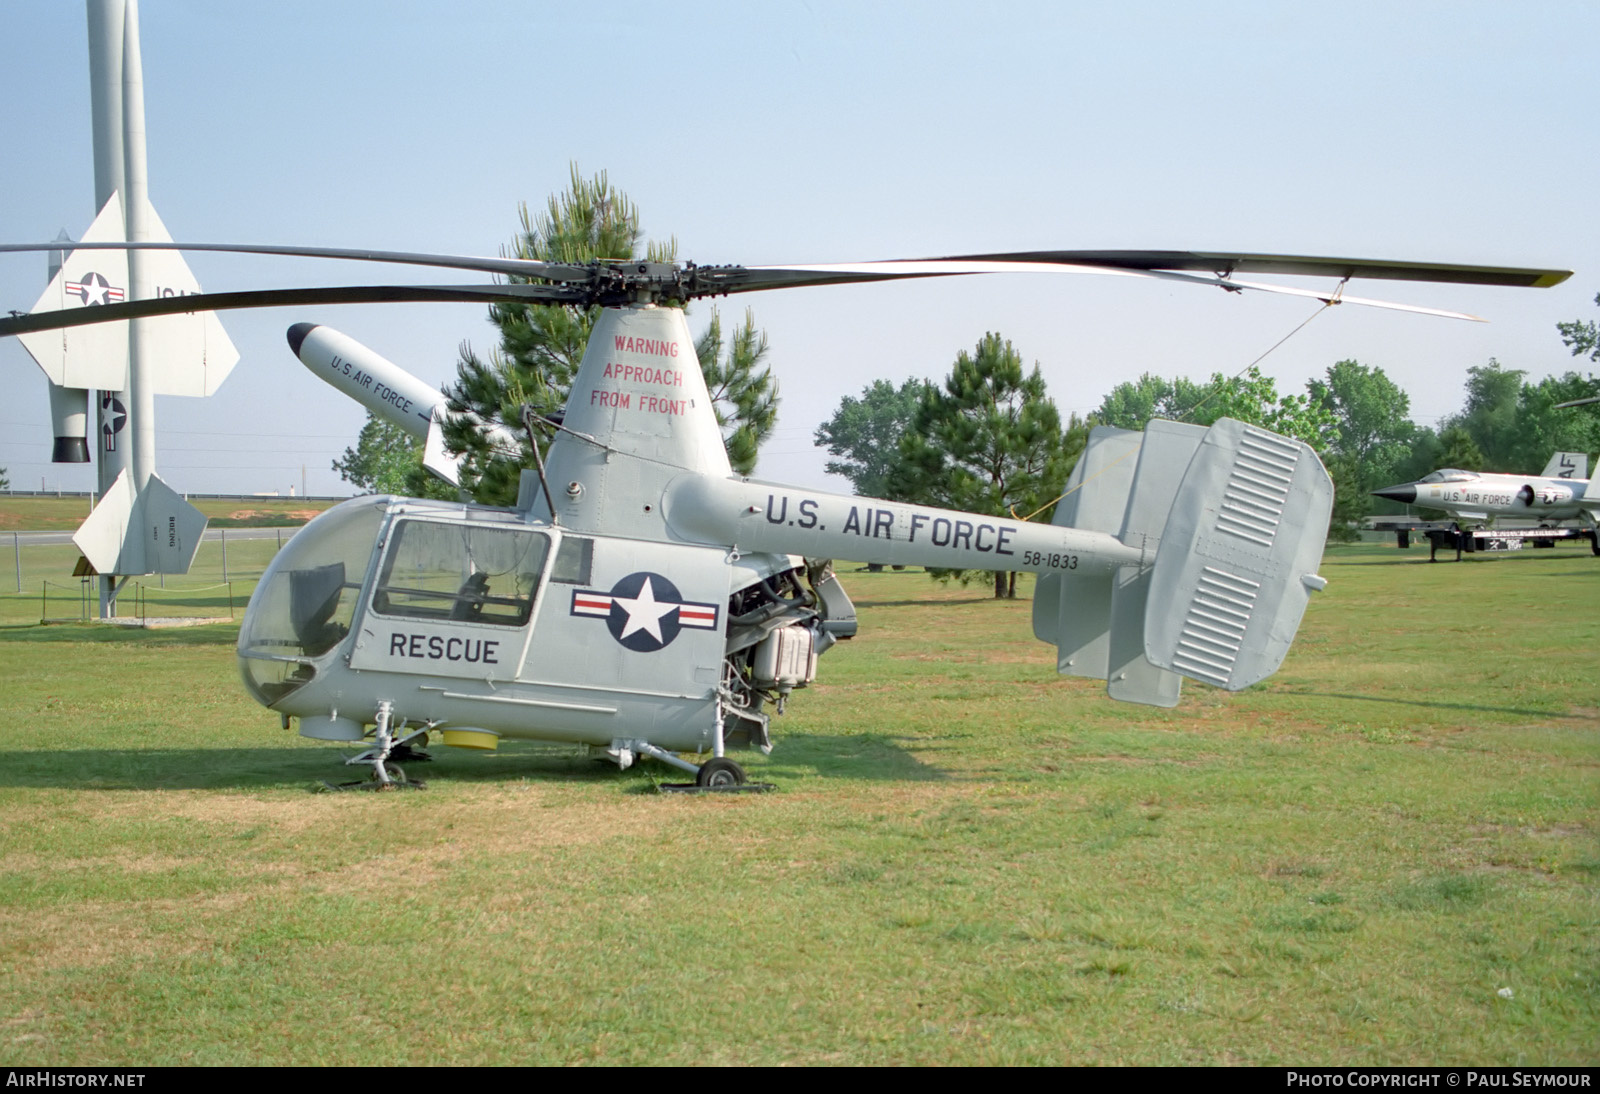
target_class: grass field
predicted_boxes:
[0,539,1594,1065]
[0,496,337,533]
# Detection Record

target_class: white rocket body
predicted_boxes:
[288,323,521,487]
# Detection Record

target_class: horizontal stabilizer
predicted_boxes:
[73,470,208,576]
[1038,417,1331,706]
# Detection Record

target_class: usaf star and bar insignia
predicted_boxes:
[570,571,720,652]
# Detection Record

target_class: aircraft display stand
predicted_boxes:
[1422,524,1599,562]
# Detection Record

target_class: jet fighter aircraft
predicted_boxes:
[1372,452,1599,525]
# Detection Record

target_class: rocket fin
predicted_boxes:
[137,201,240,396]
[422,409,462,486]
[72,469,208,576]
[18,195,130,390]
[16,193,238,396]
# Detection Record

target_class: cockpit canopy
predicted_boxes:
[237,495,390,704]
[1418,469,1479,484]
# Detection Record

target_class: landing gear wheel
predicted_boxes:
[696,757,746,788]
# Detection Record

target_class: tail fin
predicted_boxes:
[422,409,462,486]
[1541,452,1588,480]
[1037,418,1332,706]
[72,469,208,576]
[17,193,238,396]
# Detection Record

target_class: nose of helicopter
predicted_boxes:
[1371,482,1418,504]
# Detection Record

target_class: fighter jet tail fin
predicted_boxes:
[1038,418,1332,707]
[1541,452,1588,481]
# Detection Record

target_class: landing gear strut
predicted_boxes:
[322,701,430,791]
[603,737,770,793]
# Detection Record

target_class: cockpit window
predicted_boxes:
[1419,469,1477,484]
[550,535,593,585]
[371,520,549,627]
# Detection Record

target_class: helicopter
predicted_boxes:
[0,242,1572,787]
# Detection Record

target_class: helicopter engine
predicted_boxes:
[719,562,855,751]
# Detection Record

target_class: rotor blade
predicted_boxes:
[4,241,1568,289]
[0,283,584,337]
[933,250,1572,288]
[716,260,1489,320]
[0,240,589,281]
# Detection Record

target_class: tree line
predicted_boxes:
[817,310,1600,590]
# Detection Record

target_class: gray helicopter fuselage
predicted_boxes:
[238,493,798,752]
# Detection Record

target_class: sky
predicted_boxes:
[2,1,1596,498]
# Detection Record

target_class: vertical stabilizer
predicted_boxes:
[1104,420,1207,707]
[1142,420,1332,690]
[1037,418,1332,706]
[1541,452,1588,481]
[1033,425,1141,678]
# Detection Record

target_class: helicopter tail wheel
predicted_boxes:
[696,757,747,788]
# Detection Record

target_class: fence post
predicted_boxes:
[13,532,19,594]
[221,529,228,582]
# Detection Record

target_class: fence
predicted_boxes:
[41,578,237,624]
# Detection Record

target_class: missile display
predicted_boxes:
[287,322,440,435]
[288,322,521,487]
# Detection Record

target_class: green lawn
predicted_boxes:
[0,541,1594,1064]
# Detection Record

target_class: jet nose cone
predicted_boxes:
[1371,483,1418,504]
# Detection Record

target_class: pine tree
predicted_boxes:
[891,333,1076,598]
